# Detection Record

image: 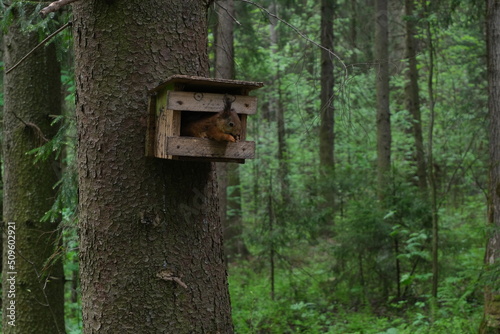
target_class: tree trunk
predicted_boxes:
[423,5,439,302]
[349,0,358,65]
[276,88,288,198]
[72,0,234,332]
[269,1,290,200]
[225,165,250,259]
[481,0,500,332]
[319,0,335,230]
[215,0,235,79]
[375,0,391,202]
[215,0,249,261]
[2,10,65,334]
[405,0,428,193]
[389,0,405,75]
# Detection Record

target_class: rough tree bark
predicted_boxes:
[2,8,65,334]
[72,0,233,332]
[480,0,500,332]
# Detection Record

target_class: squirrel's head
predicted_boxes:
[218,108,242,141]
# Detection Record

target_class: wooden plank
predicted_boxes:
[155,109,181,159]
[154,90,168,158]
[149,75,264,96]
[167,110,181,136]
[239,114,247,141]
[165,137,255,159]
[166,91,257,114]
[153,88,180,159]
[155,109,169,159]
[174,156,246,164]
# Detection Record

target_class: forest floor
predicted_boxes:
[229,239,483,334]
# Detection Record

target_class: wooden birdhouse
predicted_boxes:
[145,75,264,163]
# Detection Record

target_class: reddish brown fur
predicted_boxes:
[181,96,241,142]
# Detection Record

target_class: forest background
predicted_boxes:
[0,0,494,333]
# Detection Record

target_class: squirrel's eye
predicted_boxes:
[229,122,234,127]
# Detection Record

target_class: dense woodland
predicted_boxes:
[0,0,499,333]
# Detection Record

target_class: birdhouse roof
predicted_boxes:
[150,75,264,95]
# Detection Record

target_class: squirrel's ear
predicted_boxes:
[222,95,233,114]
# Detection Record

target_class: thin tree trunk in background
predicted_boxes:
[358,253,368,305]
[375,0,391,202]
[394,237,401,298]
[2,9,65,333]
[319,0,335,231]
[215,0,235,80]
[225,165,249,259]
[349,1,358,65]
[276,87,288,198]
[424,9,439,302]
[0,29,3,276]
[389,0,405,75]
[268,179,276,301]
[72,0,234,332]
[480,0,500,332]
[405,0,428,193]
[267,0,282,301]
[215,0,249,261]
[214,0,230,259]
[269,1,289,200]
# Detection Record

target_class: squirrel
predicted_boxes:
[181,95,241,143]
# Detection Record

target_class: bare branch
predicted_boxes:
[40,0,81,16]
[5,21,72,75]
[26,122,50,144]
[11,112,50,144]
[238,0,348,79]
[156,270,188,289]
[215,1,241,26]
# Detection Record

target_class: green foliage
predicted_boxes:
[230,0,489,332]
[27,110,77,223]
[1,0,73,68]
[63,226,82,333]
[2,0,57,33]
[0,0,492,332]
[230,252,483,333]
[1,0,79,331]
